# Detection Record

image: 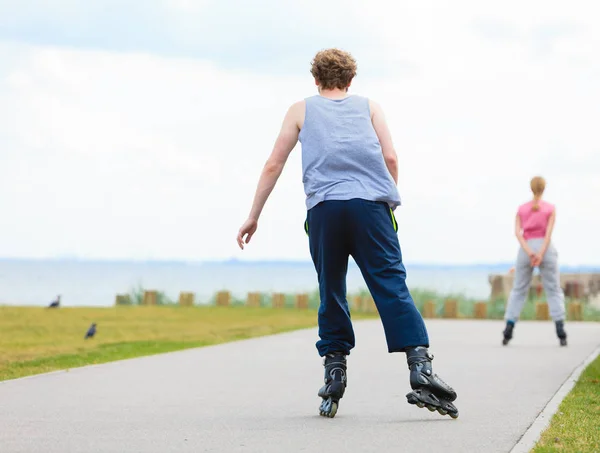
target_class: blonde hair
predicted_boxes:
[310,48,357,90]
[530,176,546,211]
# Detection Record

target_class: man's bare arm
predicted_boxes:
[370,100,398,184]
[237,101,303,249]
[247,102,302,220]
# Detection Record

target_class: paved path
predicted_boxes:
[1,320,600,453]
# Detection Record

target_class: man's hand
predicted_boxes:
[237,218,258,250]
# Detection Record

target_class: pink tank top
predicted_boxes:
[518,200,554,240]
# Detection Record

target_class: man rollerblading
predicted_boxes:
[237,48,459,419]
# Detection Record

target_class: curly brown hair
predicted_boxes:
[310,48,357,90]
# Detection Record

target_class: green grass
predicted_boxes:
[3,286,597,382]
[533,353,600,452]
[0,305,378,381]
[582,304,600,322]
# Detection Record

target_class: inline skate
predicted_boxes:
[555,320,567,346]
[405,347,459,419]
[317,353,347,418]
[502,321,515,346]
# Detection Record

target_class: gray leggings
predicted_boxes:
[504,238,566,322]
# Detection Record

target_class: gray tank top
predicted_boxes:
[298,95,401,210]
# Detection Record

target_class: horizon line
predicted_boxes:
[0,257,598,269]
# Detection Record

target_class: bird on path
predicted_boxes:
[48,295,61,308]
[84,323,97,339]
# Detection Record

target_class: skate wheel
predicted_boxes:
[437,408,448,416]
[319,398,338,418]
[328,402,338,418]
[426,405,436,412]
[449,412,459,419]
[416,401,424,408]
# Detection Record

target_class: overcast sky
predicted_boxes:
[1,0,598,265]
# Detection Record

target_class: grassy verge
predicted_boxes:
[0,305,376,381]
[532,352,600,452]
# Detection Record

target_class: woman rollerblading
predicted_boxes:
[502,177,567,347]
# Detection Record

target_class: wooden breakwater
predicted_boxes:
[112,271,600,321]
[114,290,586,321]
[488,273,600,306]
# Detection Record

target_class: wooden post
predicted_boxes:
[360,295,377,313]
[422,300,436,318]
[535,302,550,320]
[565,282,584,300]
[216,291,231,307]
[179,292,195,306]
[568,302,583,321]
[535,284,544,298]
[474,302,487,319]
[352,295,362,312]
[272,293,285,308]
[443,299,458,318]
[564,281,574,298]
[490,275,505,300]
[359,296,368,312]
[115,294,131,305]
[143,290,157,306]
[247,292,261,308]
[296,293,309,309]
[367,296,377,313]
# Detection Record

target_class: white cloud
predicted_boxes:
[0,42,310,261]
[0,0,372,71]
[0,1,599,265]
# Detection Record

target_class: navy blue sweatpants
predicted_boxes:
[305,198,429,356]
